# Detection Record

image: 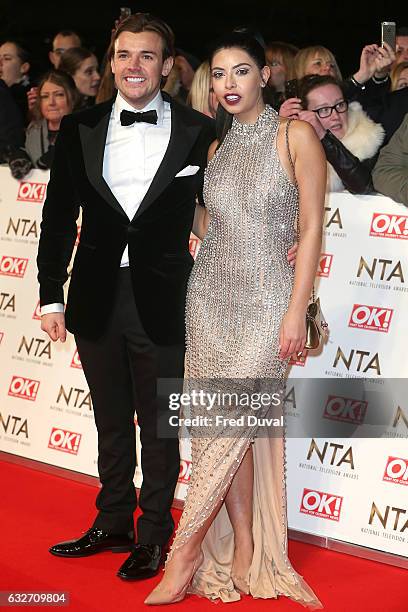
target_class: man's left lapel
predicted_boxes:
[132,96,202,221]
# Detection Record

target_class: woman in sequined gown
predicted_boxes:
[146,32,326,608]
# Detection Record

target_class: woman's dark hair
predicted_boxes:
[33,69,79,121]
[209,31,268,145]
[298,74,346,109]
[58,46,94,76]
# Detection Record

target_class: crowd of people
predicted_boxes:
[1,23,408,204]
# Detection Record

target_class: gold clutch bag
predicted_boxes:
[305,294,328,350]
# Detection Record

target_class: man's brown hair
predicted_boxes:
[109,13,175,62]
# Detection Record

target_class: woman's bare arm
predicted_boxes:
[192,139,218,240]
[279,120,326,359]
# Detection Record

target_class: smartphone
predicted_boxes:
[119,7,132,21]
[284,79,299,100]
[381,21,396,51]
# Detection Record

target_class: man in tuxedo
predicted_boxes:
[37,13,214,580]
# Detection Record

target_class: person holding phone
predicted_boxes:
[280,42,395,119]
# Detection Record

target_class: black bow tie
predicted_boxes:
[120,109,158,126]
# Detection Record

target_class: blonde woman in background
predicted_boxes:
[390,61,408,91]
[187,60,217,117]
[294,45,341,80]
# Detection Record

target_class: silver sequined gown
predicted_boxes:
[168,106,322,608]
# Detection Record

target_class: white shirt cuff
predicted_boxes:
[40,303,64,316]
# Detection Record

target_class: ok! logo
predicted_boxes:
[316,253,333,278]
[48,428,82,455]
[178,459,192,485]
[0,256,28,278]
[369,213,408,240]
[17,181,47,203]
[70,349,82,369]
[300,488,343,522]
[8,376,40,401]
[383,456,408,486]
[348,304,393,333]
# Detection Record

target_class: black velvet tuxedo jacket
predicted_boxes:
[37,92,215,344]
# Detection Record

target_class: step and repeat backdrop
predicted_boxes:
[0,167,407,561]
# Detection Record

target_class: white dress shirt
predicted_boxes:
[41,90,172,316]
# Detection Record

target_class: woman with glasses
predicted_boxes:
[296,75,385,193]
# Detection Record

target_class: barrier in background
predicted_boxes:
[0,167,407,561]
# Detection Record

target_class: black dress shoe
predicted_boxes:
[49,527,134,557]
[117,544,166,580]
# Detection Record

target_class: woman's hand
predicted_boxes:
[354,43,395,83]
[278,308,306,361]
[298,110,326,139]
[279,97,302,118]
[354,44,381,82]
[27,87,38,111]
[374,42,395,78]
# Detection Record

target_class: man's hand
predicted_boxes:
[41,312,67,342]
[287,242,298,267]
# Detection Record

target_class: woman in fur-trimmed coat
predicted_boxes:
[297,75,385,194]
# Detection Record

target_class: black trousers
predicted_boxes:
[75,268,183,544]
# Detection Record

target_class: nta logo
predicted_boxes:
[0,292,15,312]
[6,217,38,238]
[307,439,354,469]
[333,347,381,375]
[357,257,404,283]
[0,412,28,437]
[369,501,408,532]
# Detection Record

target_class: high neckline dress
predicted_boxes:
[168,105,323,609]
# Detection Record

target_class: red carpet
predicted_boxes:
[0,458,406,611]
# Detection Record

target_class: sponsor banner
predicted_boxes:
[1,171,408,560]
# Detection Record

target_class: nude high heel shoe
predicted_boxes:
[231,572,250,595]
[144,551,204,605]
